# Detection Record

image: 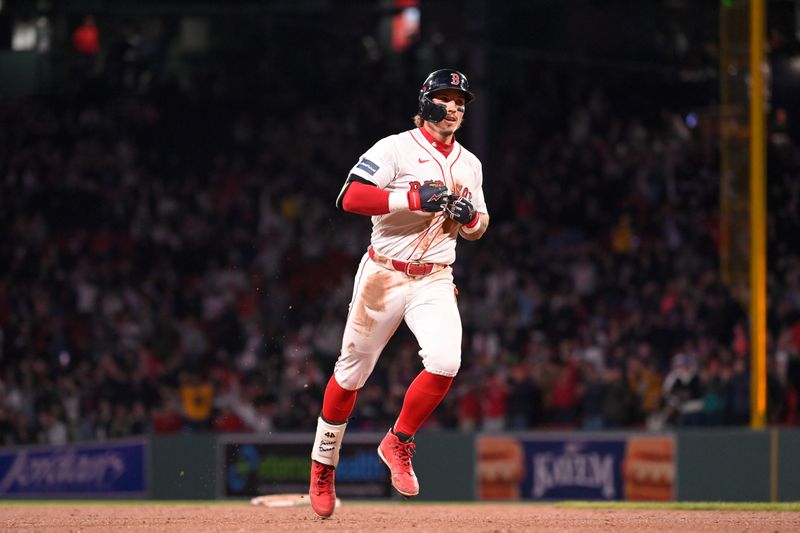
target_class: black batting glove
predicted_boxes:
[445,195,478,225]
[408,181,449,212]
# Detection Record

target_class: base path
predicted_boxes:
[2,503,799,532]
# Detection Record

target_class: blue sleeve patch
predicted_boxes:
[356,158,380,176]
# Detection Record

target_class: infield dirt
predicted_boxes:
[2,502,800,532]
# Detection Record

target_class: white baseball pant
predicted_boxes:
[333,252,462,391]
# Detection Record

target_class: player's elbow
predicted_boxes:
[339,179,376,214]
[337,182,360,213]
[340,190,357,213]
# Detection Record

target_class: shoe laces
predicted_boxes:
[393,440,416,468]
[313,462,333,492]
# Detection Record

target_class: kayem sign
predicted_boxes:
[478,434,674,501]
[525,439,623,499]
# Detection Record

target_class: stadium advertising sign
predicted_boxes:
[523,439,624,500]
[220,433,391,499]
[478,435,674,501]
[0,439,148,498]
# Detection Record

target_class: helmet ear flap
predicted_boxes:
[419,95,447,123]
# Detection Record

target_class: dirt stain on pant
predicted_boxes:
[351,270,394,337]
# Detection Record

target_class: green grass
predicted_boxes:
[558,501,800,512]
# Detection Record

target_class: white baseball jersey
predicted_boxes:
[338,127,488,265]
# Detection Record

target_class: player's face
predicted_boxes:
[428,89,466,137]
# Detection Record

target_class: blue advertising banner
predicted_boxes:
[0,439,148,498]
[477,435,628,501]
[521,438,626,500]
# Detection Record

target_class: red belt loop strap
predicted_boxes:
[368,246,442,277]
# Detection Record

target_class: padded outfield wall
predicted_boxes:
[0,430,798,501]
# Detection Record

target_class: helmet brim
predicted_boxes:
[426,87,475,105]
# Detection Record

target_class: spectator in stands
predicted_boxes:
[662,353,705,426]
[724,357,751,425]
[506,362,541,429]
[37,406,68,446]
[179,371,214,431]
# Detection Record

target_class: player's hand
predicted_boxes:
[444,195,478,225]
[408,181,449,212]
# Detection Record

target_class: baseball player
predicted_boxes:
[309,68,489,518]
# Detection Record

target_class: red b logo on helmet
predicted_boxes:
[450,73,460,85]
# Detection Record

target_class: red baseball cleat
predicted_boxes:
[377,430,419,497]
[309,460,336,518]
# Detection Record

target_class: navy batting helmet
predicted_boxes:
[418,69,475,123]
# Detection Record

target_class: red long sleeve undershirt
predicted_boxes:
[342,180,480,228]
[341,181,393,216]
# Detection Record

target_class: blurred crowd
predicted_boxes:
[2,29,800,446]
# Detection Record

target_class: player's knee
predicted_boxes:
[334,342,381,390]
[333,370,368,391]
[422,351,461,377]
[333,355,373,390]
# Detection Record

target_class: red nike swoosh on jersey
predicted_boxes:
[418,158,430,163]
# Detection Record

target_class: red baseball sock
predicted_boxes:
[321,375,357,424]
[394,370,454,437]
